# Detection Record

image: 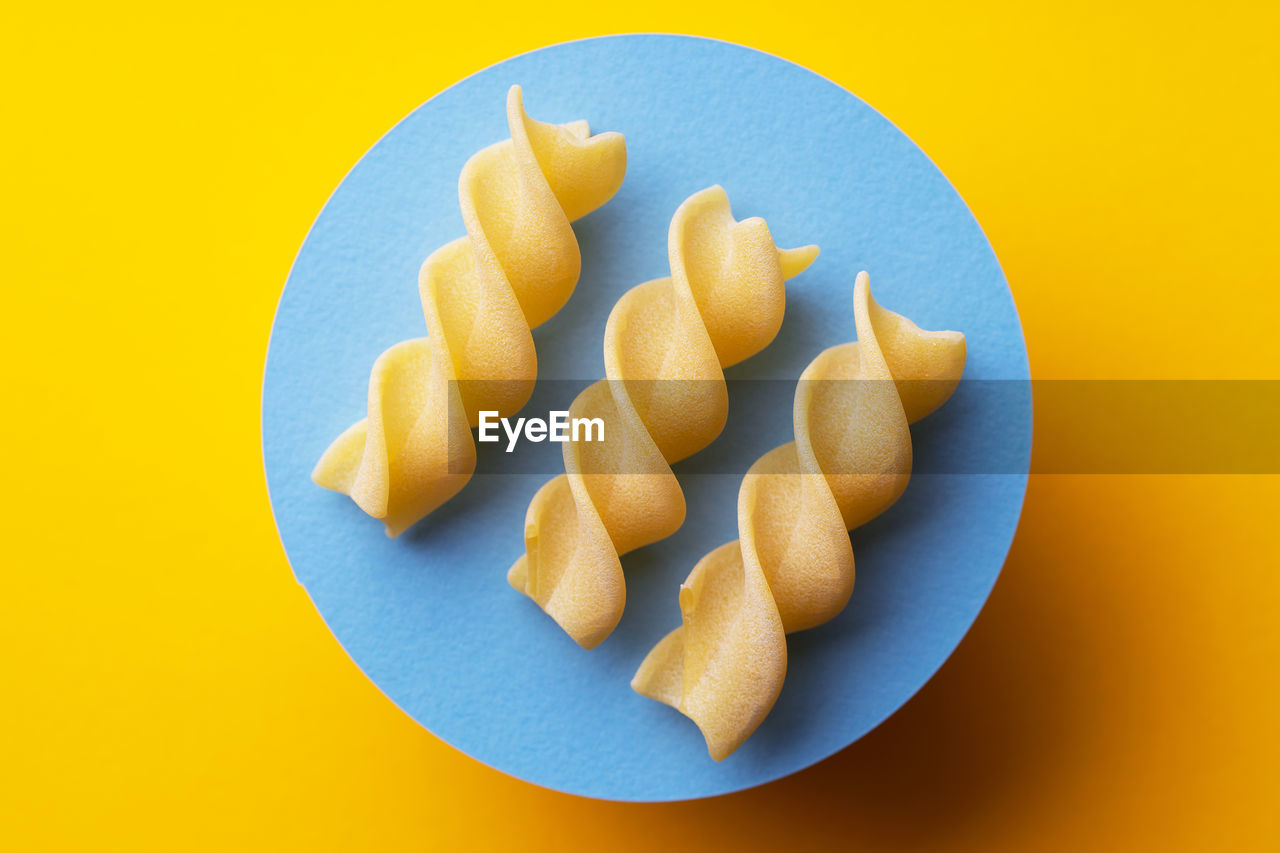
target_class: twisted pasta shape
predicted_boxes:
[632,271,967,760]
[313,86,627,537]
[508,186,819,649]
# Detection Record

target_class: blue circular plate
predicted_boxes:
[263,34,1030,801]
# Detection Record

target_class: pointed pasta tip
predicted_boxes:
[779,244,819,279]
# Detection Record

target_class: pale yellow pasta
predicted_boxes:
[632,271,966,760]
[313,86,627,537]
[508,186,819,649]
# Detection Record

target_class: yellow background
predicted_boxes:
[3,2,1278,849]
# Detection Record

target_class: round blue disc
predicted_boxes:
[263,34,1031,801]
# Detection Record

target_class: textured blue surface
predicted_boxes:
[262,35,1031,801]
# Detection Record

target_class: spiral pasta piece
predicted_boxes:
[508,186,819,649]
[633,271,966,760]
[313,86,627,537]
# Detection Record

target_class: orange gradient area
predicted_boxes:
[1,2,1277,850]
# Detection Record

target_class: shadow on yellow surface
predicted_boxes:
[587,476,1277,850]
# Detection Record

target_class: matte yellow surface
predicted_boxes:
[509,186,816,648]
[312,87,625,536]
[634,273,966,759]
[2,2,1277,850]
